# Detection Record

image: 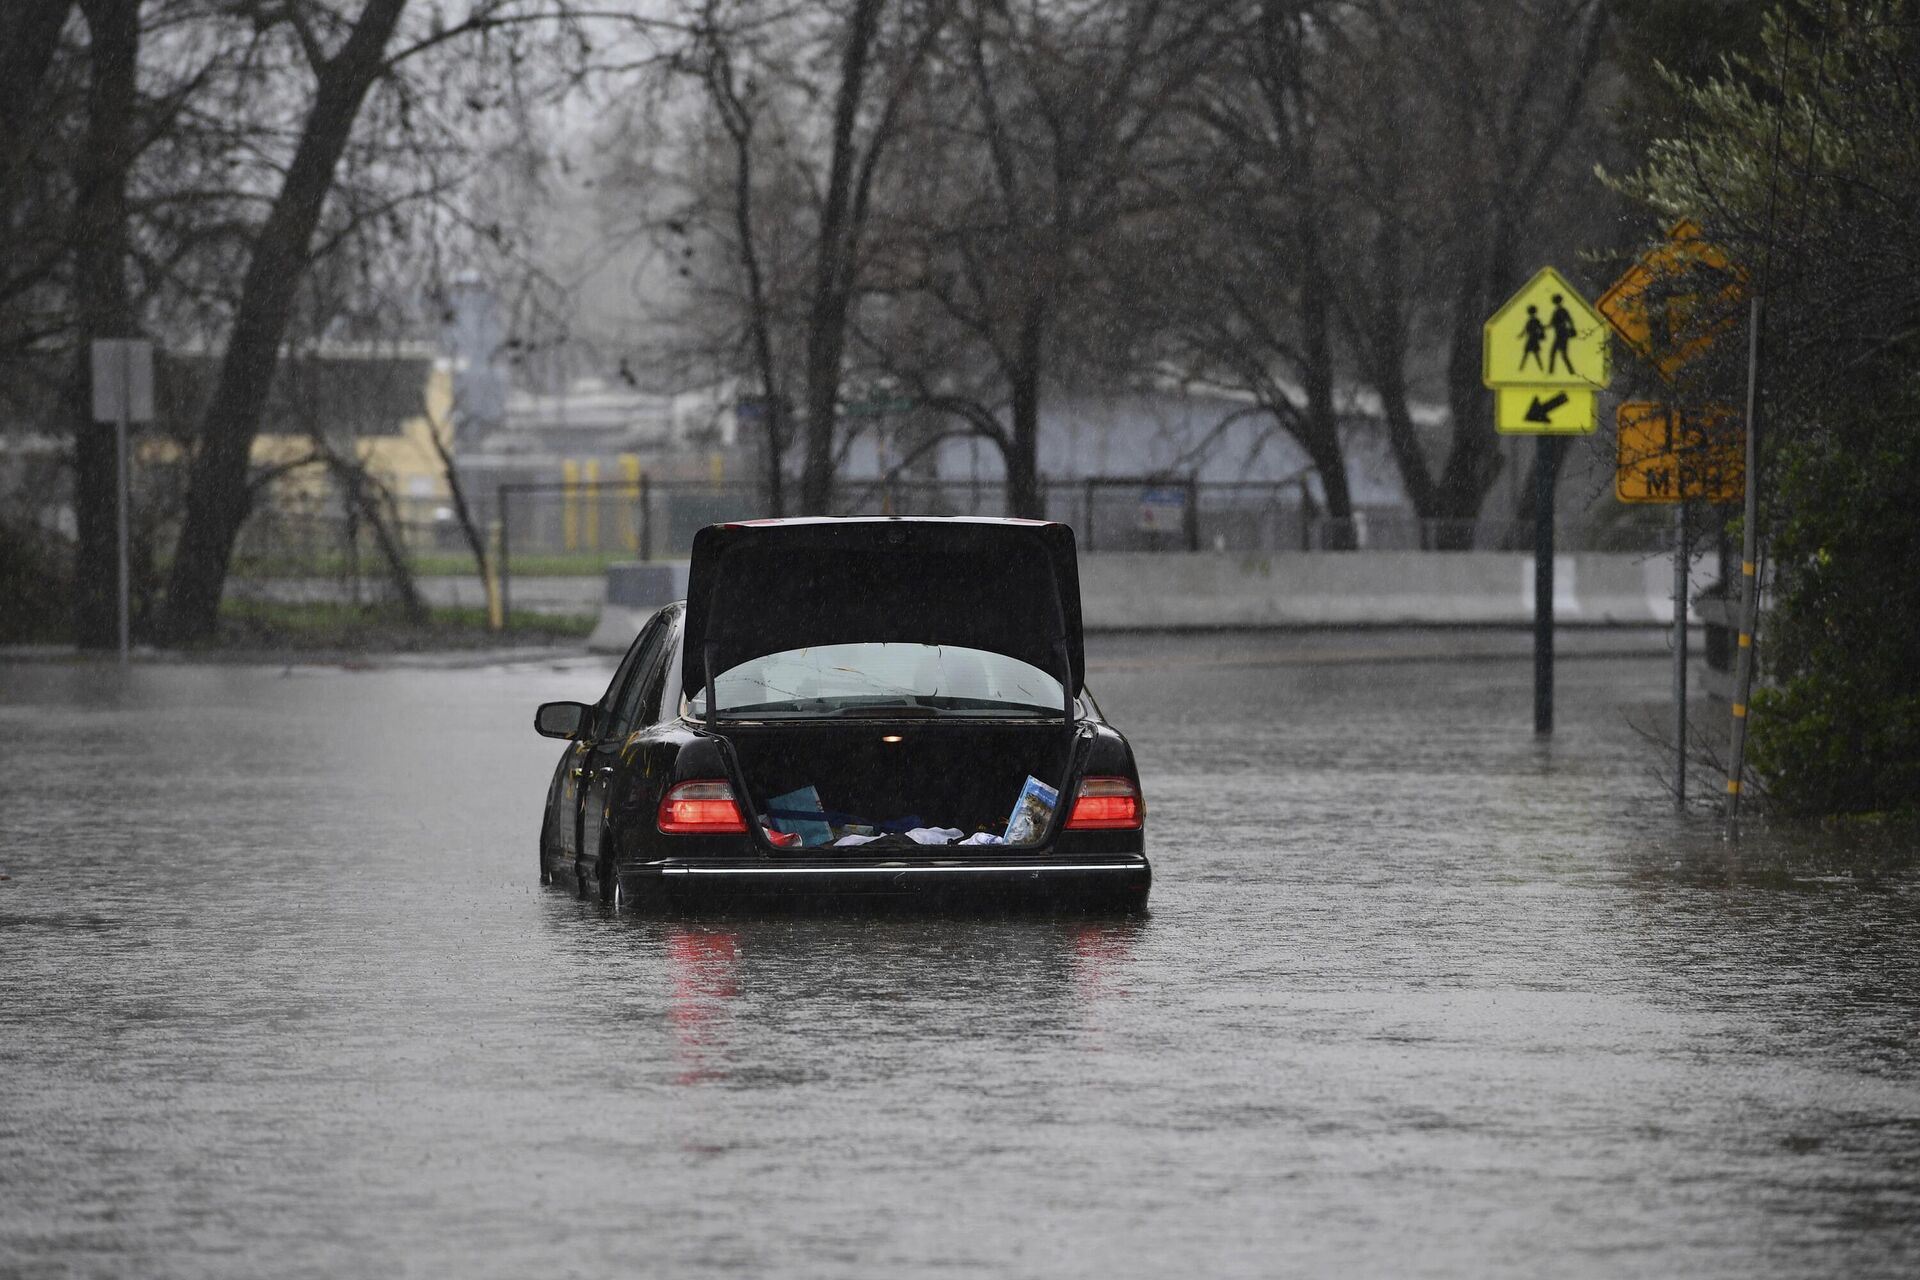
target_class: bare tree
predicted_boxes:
[1154,0,1354,535]
[0,0,76,348]
[688,3,798,514]
[162,0,413,639]
[796,0,950,513]
[160,0,636,640]
[878,0,1231,517]
[1325,0,1610,546]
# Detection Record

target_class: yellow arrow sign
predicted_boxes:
[1597,220,1744,381]
[1483,266,1610,391]
[1496,386,1596,435]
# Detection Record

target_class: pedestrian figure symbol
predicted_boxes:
[1518,306,1547,370]
[1548,294,1578,376]
[1484,264,1611,398]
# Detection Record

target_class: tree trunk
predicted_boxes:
[161,0,408,642]
[69,0,138,649]
[798,0,885,515]
[762,404,787,517]
[426,409,491,607]
[330,456,425,624]
[1430,209,1518,549]
[1296,230,1354,545]
[1004,297,1047,520]
[799,291,851,514]
[0,0,74,185]
[704,35,787,518]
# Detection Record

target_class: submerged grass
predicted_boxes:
[226,551,644,578]
[212,599,594,651]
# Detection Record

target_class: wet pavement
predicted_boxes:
[2,637,1917,1278]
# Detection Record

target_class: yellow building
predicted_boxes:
[144,344,456,531]
[244,355,455,521]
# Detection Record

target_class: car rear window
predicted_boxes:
[690,643,1065,719]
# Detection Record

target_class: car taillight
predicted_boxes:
[1065,776,1143,830]
[657,780,748,834]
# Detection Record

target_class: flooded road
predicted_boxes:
[3,637,1918,1277]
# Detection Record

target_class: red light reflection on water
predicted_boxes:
[666,927,739,1084]
[1069,922,1136,1003]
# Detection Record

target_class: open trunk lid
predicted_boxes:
[680,517,1084,704]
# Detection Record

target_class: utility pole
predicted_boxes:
[89,339,153,664]
[1672,500,1689,807]
[1724,295,1766,830]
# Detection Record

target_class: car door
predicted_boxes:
[548,628,652,883]
[574,610,676,891]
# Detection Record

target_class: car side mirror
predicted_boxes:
[535,701,593,740]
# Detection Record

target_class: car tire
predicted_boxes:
[536,811,554,886]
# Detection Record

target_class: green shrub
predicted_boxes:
[1750,392,1920,814]
[0,520,71,643]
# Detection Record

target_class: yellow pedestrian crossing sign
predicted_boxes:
[1483,267,1611,392]
[1496,386,1596,435]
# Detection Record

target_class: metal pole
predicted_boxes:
[1673,499,1689,809]
[496,484,512,623]
[116,382,130,664]
[1725,294,1766,828]
[637,466,652,556]
[1533,436,1558,734]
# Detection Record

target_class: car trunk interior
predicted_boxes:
[723,720,1077,848]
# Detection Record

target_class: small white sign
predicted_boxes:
[90,339,155,424]
[1138,486,1186,533]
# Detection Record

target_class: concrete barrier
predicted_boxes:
[586,551,1704,651]
[586,562,687,652]
[1077,551,1712,630]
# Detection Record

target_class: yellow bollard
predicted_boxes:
[562,460,579,552]
[620,454,641,551]
[583,458,601,552]
[484,518,504,632]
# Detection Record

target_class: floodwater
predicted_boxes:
[2,636,1917,1278]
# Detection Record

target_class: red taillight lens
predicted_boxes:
[1065,776,1143,830]
[656,780,748,834]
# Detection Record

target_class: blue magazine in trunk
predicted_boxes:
[1002,776,1059,846]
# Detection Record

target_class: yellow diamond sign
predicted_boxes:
[1596,219,1744,381]
[1483,266,1611,392]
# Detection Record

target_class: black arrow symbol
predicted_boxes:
[1525,391,1570,423]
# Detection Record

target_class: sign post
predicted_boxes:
[1483,266,1610,734]
[1672,500,1688,807]
[1533,437,1560,734]
[1613,403,1742,806]
[1602,221,1745,808]
[89,339,154,664]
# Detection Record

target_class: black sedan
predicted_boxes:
[534,517,1150,910]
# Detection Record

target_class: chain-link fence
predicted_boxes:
[487,475,1674,560]
[490,477,1337,563]
[485,476,1667,562]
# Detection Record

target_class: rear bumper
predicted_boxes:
[620,853,1150,908]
